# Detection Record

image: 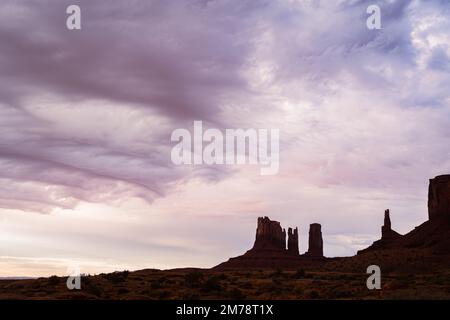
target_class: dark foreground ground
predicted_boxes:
[0,268,449,300]
[1,249,449,300]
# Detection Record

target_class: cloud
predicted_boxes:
[0,0,283,212]
[1,0,450,272]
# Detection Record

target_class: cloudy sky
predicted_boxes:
[1,0,450,277]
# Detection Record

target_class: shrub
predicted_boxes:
[240,281,253,289]
[228,288,245,299]
[294,287,304,297]
[182,292,200,300]
[47,275,59,286]
[117,288,130,295]
[293,269,306,279]
[309,290,320,299]
[81,275,92,285]
[270,269,284,278]
[201,276,222,292]
[86,283,104,297]
[151,279,163,289]
[216,273,228,281]
[185,272,203,288]
[158,290,171,298]
[104,271,129,283]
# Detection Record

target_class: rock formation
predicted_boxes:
[382,209,391,233]
[215,174,450,269]
[287,227,299,255]
[399,175,450,253]
[252,216,286,251]
[428,175,450,221]
[214,217,322,269]
[359,175,450,255]
[358,209,402,254]
[305,223,323,257]
[381,209,401,240]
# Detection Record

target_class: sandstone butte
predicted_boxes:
[214,175,450,270]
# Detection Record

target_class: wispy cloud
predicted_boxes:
[1,0,450,274]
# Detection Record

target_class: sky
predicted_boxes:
[1,0,450,277]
